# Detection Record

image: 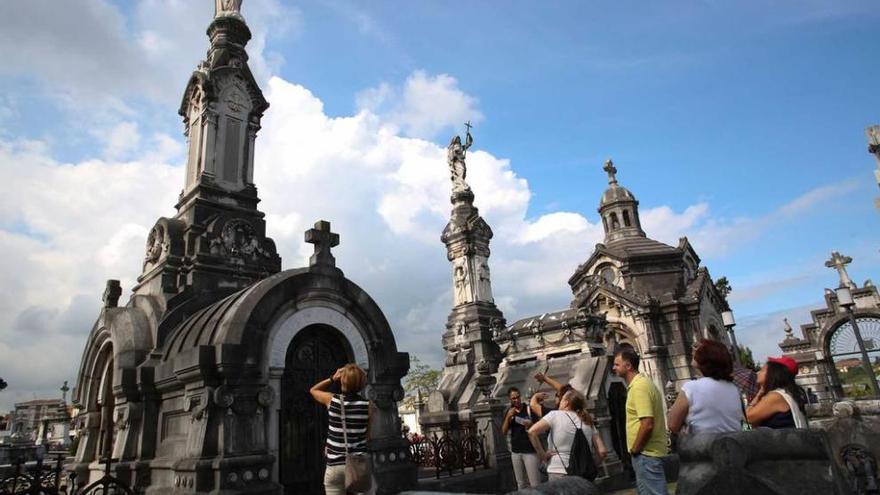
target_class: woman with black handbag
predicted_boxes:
[310,364,373,495]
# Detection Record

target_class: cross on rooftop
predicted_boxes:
[60,381,70,403]
[603,159,618,185]
[305,220,339,268]
[825,251,855,289]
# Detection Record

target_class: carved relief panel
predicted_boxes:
[216,78,253,188]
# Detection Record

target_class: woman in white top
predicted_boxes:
[668,339,743,434]
[527,390,607,481]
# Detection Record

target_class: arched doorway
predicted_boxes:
[279,325,352,494]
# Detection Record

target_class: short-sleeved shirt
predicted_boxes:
[508,406,539,453]
[681,377,742,433]
[625,374,668,458]
[543,410,595,475]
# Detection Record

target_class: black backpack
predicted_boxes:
[554,413,599,481]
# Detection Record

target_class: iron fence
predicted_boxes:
[408,426,488,479]
[0,454,67,495]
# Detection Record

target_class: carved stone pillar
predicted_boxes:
[368,381,417,495]
[471,400,515,492]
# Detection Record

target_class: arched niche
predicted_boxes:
[822,312,880,399]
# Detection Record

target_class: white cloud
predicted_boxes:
[736,302,822,363]
[357,71,484,139]
[100,122,141,159]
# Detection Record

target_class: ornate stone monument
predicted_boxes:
[71,3,416,494]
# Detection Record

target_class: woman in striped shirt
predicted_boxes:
[310,364,372,495]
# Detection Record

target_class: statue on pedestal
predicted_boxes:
[447,122,474,193]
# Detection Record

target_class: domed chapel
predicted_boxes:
[71,3,415,494]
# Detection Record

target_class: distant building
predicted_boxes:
[10,399,70,446]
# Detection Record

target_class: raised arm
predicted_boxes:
[746,390,788,426]
[530,392,547,418]
[310,368,343,407]
[534,372,564,394]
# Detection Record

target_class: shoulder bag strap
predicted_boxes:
[339,394,350,455]
[552,411,582,471]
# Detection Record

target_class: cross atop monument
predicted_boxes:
[603,159,618,185]
[60,381,70,403]
[825,251,856,289]
[305,220,339,268]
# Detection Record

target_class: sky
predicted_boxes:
[0,0,878,411]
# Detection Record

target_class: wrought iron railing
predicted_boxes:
[0,454,67,495]
[408,427,488,479]
[70,458,134,495]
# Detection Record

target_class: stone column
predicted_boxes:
[471,400,515,492]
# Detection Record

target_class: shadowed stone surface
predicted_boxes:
[676,429,851,495]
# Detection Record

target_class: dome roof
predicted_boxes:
[600,184,636,206]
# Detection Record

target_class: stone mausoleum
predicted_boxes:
[422,144,733,485]
[71,3,415,494]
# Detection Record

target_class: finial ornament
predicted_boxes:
[215,0,243,18]
[447,122,474,193]
[783,318,794,338]
[603,159,618,185]
[825,251,856,289]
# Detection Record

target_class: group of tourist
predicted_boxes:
[503,341,808,494]
[306,341,809,495]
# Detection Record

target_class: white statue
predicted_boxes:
[476,258,493,302]
[447,123,473,193]
[215,0,243,17]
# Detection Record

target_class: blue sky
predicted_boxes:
[0,0,878,409]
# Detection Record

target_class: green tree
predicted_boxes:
[738,346,757,371]
[715,276,732,311]
[402,356,440,407]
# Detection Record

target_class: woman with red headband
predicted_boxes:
[745,356,808,429]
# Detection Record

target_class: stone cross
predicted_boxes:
[60,381,70,403]
[603,159,618,185]
[305,220,339,268]
[825,251,856,289]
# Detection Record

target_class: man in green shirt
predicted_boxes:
[612,347,668,495]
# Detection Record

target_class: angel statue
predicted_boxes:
[447,122,474,193]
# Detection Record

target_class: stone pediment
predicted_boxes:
[573,274,652,311]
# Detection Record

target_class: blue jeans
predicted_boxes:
[632,454,668,495]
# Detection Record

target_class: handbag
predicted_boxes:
[340,394,372,493]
